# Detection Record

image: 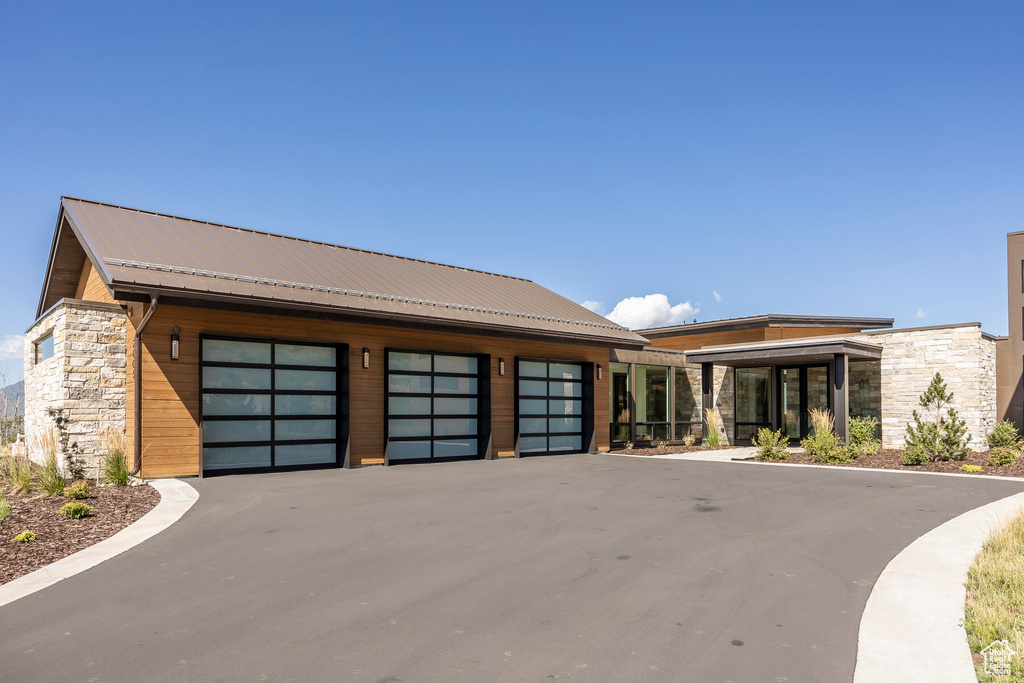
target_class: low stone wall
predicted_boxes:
[23,300,128,473]
[852,325,997,450]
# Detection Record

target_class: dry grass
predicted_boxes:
[808,407,835,436]
[30,427,60,468]
[704,408,722,448]
[965,510,1024,681]
[0,444,32,493]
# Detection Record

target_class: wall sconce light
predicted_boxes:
[499,358,505,376]
[597,364,603,381]
[170,327,180,361]
[362,347,370,369]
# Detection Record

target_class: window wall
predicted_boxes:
[734,367,770,441]
[635,365,670,440]
[674,368,701,440]
[609,363,631,443]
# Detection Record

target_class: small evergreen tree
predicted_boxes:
[903,372,970,464]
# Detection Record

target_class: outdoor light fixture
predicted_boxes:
[597,364,602,381]
[499,358,505,376]
[170,327,180,361]
[362,347,370,369]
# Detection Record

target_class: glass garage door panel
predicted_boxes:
[517,359,585,455]
[201,339,342,472]
[386,351,482,462]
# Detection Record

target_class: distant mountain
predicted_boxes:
[2,380,24,414]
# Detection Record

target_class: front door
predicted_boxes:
[777,365,830,440]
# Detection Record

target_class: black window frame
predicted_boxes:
[199,334,349,476]
[384,348,491,465]
[515,357,593,457]
[733,366,772,443]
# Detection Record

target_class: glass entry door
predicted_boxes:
[777,365,830,440]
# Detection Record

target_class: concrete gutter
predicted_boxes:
[854,490,1024,682]
[0,478,198,609]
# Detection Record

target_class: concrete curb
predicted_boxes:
[853,491,1024,682]
[0,478,199,609]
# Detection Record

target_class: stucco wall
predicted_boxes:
[23,300,128,472]
[852,325,997,449]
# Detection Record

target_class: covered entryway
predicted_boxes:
[200,336,348,474]
[686,337,883,445]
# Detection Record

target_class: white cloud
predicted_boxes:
[605,294,699,330]
[581,300,604,314]
[916,309,928,319]
[712,290,722,303]
[0,335,24,360]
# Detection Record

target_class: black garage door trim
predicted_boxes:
[200,335,349,475]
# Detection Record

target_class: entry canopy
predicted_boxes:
[684,337,882,368]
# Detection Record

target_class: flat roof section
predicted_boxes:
[684,337,883,367]
[638,314,894,338]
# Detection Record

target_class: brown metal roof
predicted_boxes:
[55,197,647,347]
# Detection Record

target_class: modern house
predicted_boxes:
[22,197,1013,477]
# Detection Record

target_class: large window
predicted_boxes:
[635,365,669,440]
[735,367,770,441]
[609,362,631,443]
[200,337,346,473]
[386,350,487,463]
[674,368,701,440]
[517,359,587,455]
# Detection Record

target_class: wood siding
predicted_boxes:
[128,304,611,478]
[648,326,865,352]
[74,261,116,304]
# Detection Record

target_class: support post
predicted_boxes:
[701,362,714,444]
[833,353,849,444]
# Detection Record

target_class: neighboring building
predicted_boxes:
[22,198,1010,476]
[997,230,1024,429]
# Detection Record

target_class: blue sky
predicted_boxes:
[2,2,1022,382]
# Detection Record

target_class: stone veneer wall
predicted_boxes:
[23,299,128,472]
[851,325,997,450]
[710,366,734,445]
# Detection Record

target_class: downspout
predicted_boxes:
[131,294,159,476]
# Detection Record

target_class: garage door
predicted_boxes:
[385,349,488,463]
[516,358,587,456]
[200,337,347,474]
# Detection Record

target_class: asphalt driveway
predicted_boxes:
[1,455,1021,682]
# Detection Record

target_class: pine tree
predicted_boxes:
[902,372,970,464]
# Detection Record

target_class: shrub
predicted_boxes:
[704,409,723,448]
[988,446,1019,468]
[848,416,880,457]
[46,407,86,480]
[752,427,789,461]
[37,452,66,496]
[682,433,696,447]
[0,491,10,522]
[961,464,983,473]
[13,530,35,543]
[63,480,90,499]
[802,409,854,463]
[101,428,130,486]
[987,420,1022,450]
[904,372,970,462]
[59,501,91,519]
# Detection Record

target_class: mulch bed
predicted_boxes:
[0,483,160,584]
[738,449,1024,478]
[609,444,739,456]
